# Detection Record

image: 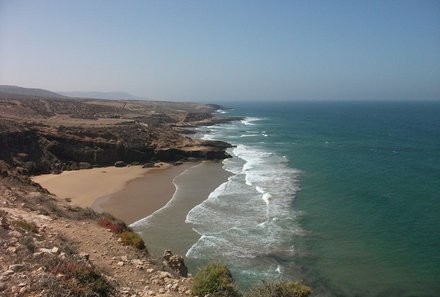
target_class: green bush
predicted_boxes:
[244,281,311,297]
[192,263,241,297]
[118,231,146,250]
[14,219,39,233]
[45,259,115,296]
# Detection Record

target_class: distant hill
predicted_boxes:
[0,85,66,98]
[59,91,141,100]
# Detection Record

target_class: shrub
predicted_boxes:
[97,213,128,234]
[244,281,311,297]
[192,263,241,297]
[118,231,146,250]
[15,219,39,233]
[48,259,115,296]
[20,235,37,252]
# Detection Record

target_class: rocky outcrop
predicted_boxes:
[0,95,237,175]
[163,249,188,277]
[0,122,231,175]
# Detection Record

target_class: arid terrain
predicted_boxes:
[0,87,240,296]
[0,88,239,175]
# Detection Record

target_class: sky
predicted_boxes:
[0,0,439,102]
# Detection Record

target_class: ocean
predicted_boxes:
[136,101,440,297]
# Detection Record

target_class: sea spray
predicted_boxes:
[185,118,303,286]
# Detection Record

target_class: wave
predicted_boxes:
[241,117,262,126]
[130,163,202,228]
[186,120,303,283]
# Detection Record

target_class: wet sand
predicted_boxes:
[131,161,232,256]
[93,163,196,224]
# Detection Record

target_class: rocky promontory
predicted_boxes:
[0,92,239,175]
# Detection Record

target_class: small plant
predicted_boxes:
[14,219,39,233]
[192,263,241,297]
[20,235,37,252]
[97,218,126,234]
[47,258,115,296]
[118,231,146,250]
[97,213,128,234]
[244,280,312,297]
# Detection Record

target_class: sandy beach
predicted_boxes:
[32,163,195,224]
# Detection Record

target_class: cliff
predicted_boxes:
[0,94,237,175]
[0,93,240,296]
[0,160,193,296]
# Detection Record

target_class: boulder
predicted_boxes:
[114,161,126,167]
[78,162,92,169]
[162,249,188,277]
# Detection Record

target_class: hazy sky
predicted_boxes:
[1,0,439,102]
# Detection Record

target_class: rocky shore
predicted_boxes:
[0,90,240,296]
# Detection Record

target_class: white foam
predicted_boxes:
[262,193,272,205]
[241,117,262,126]
[130,163,202,228]
[240,134,258,137]
[184,118,303,282]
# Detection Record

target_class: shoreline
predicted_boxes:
[131,160,233,257]
[31,163,195,224]
[93,162,197,224]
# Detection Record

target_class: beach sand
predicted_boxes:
[131,161,232,256]
[93,163,196,224]
[32,163,194,224]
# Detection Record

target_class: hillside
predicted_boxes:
[0,85,66,98]
[0,92,239,175]
[59,91,141,100]
[0,90,242,296]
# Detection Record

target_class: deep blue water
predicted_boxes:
[187,101,440,297]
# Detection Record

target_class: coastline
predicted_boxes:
[31,163,195,224]
[93,162,197,224]
[131,160,233,257]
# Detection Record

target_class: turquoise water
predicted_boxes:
[188,101,440,297]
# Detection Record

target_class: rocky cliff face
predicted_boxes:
[0,95,235,175]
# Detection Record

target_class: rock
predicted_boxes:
[114,161,127,167]
[7,246,17,253]
[131,259,143,265]
[0,281,6,291]
[0,216,9,229]
[158,271,171,279]
[8,230,22,238]
[2,270,15,276]
[142,162,155,168]
[121,255,128,261]
[117,261,124,267]
[51,246,59,254]
[79,252,90,260]
[9,264,25,272]
[171,283,179,291]
[79,162,92,169]
[162,249,188,277]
